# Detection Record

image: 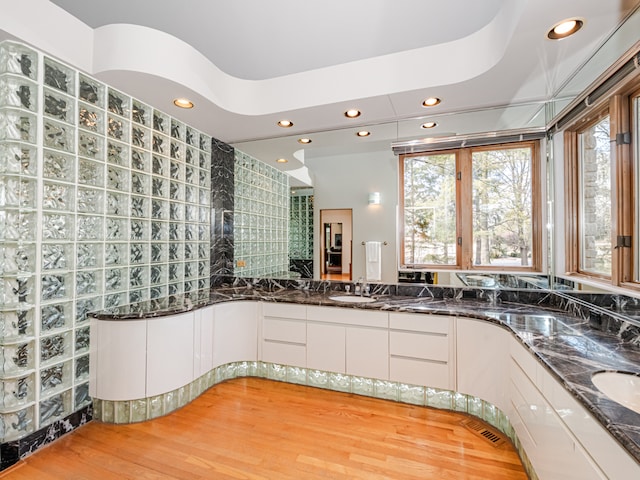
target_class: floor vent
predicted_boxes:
[461,418,505,447]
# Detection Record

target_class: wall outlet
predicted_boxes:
[237,260,246,267]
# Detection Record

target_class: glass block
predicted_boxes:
[0,405,35,441]
[78,101,104,133]
[78,131,103,159]
[197,278,209,290]
[0,42,37,79]
[198,260,209,278]
[107,88,130,118]
[150,222,167,242]
[0,243,36,275]
[352,376,375,396]
[199,151,210,169]
[43,87,74,123]
[170,141,183,161]
[170,182,184,201]
[132,100,150,126]
[106,191,129,216]
[42,181,74,211]
[328,372,351,392]
[0,74,37,111]
[184,127,196,146]
[40,243,70,272]
[168,263,183,282]
[75,382,90,409]
[199,188,209,205]
[0,176,35,209]
[151,176,167,199]
[78,157,104,187]
[185,146,196,165]
[104,242,126,266]
[169,202,184,221]
[184,243,197,260]
[77,215,103,240]
[152,109,169,133]
[41,302,72,333]
[129,288,148,304]
[78,74,105,106]
[169,223,184,242]
[152,155,167,176]
[2,211,35,241]
[199,169,210,188]
[130,195,148,218]
[468,395,483,418]
[39,389,72,426]
[107,115,129,143]
[43,118,74,152]
[183,262,197,280]
[426,388,453,410]
[114,400,130,424]
[131,148,149,172]
[374,380,398,401]
[150,200,167,222]
[0,340,34,375]
[307,369,329,388]
[150,264,166,285]
[129,243,148,265]
[104,267,127,293]
[76,270,101,297]
[76,243,102,270]
[41,273,72,302]
[152,133,167,155]
[0,308,34,342]
[107,140,129,166]
[0,373,34,410]
[168,242,184,263]
[107,165,130,191]
[44,57,74,93]
[199,207,209,224]
[131,171,150,195]
[184,185,196,205]
[199,133,211,152]
[0,109,37,143]
[131,125,149,150]
[184,165,197,185]
[150,285,167,300]
[170,119,184,140]
[104,293,124,309]
[184,222,197,241]
[41,213,73,241]
[183,280,196,293]
[169,159,183,181]
[76,297,101,323]
[129,266,148,288]
[76,187,103,214]
[198,225,210,242]
[150,243,167,264]
[130,219,148,241]
[168,283,183,296]
[0,142,37,176]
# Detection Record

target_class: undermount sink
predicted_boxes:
[591,371,640,414]
[328,295,377,304]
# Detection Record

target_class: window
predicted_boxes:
[400,141,542,271]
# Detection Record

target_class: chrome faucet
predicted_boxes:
[354,277,369,296]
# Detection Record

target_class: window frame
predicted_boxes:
[399,140,543,272]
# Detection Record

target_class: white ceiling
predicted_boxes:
[2,0,640,185]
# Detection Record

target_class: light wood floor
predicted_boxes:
[1,378,527,479]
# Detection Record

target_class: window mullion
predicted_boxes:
[458,149,472,269]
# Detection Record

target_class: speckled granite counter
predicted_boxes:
[92,279,640,465]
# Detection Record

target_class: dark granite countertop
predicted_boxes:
[89,282,640,465]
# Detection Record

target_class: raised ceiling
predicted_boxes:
[3,0,640,184]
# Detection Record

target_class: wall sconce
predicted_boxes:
[368,192,381,205]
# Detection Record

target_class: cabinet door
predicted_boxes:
[346,327,388,379]
[307,323,345,373]
[194,306,215,378]
[213,301,258,367]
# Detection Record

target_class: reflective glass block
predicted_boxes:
[168,282,183,295]
[184,222,197,241]
[150,222,167,242]
[152,155,167,176]
[169,223,184,241]
[129,288,148,304]
[170,182,183,201]
[106,192,129,216]
[107,140,129,166]
[170,141,183,161]
[184,262,197,280]
[199,207,209,223]
[75,382,91,409]
[0,308,34,342]
[40,389,72,426]
[0,74,37,111]
[130,195,148,218]
[185,146,196,165]
[41,273,72,301]
[170,119,183,140]
[0,176,36,208]
[44,57,74,94]
[107,165,130,191]
[199,133,211,152]
[150,285,167,300]
[129,243,147,265]
[150,264,166,285]
[0,42,37,79]
[184,185,196,204]
[199,188,209,205]
[105,267,127,292]
[152,110,169,133]
[40,361,73,396]
[0,142,37,176]
[198,261,209,277]
[0,340,34,375]
[0,373,34,410]
[43,87,74,123]
[151,176,167,198]
[44,118,74,152]
[168,262,183,282]
[76,270,101,297]
[2,211,35,241]
[131,171,150,195]
[107,88,130,118]
[150,243,167,264]
[132,100,150,126]
[104,242,126,266]
[41,302,72,332]
[152,134,168,155]
[75,354,90,380]
[169,159,183,181]
[184,243,197,260]
[42,181,74,211]
[0,109,37,143]
[78,131,103,159]
[42,213,73,240]
[129,266,148,288]
[198,243,209,260]
[76,187,103,214]
[131,148,149,172]
[169,202,184,221]
[75,297,101,324]
[107,115,129,142]
[76,215,103,240]
[76,243,101,270]
[1,243,36,275]
[78,101,104,133]
[130,219,148,241]
[104,293,124,309]
[199,168,210,188]
[79,74,105,106]
[0,405,35,441]
[78,157,104,187]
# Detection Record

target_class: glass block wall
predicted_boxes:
[233,150,289,277]
[289,189,313,260]
[0,41,211,442]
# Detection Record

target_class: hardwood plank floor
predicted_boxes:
[1,378,527,479]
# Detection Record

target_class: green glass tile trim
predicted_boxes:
[92,361,538,479]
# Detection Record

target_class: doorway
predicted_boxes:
[319,209,352,281]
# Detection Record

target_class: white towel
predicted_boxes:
[365,241,382,282]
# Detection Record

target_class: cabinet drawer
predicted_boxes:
[262,341,306,367]
[390,357,452,390]
[307,305,388,328]
[263,302,306,320]
[263,318,306,344]
[389,313,450,334]
[390,331,448,362]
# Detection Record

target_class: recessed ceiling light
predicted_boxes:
[277,120,294,128]
[298,138,312,144]
[276,158,288,163]
[421,122,437,129]
[173,98,194,109]
[356,130,370,137]
[422,97,441,107]
[547,18,583,39]
[345,109,361,118]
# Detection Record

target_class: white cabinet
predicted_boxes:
[307,323,345,372]
[147,312,195,397]
[389,313,455,389]
[213,301,258,367]
[261,303,307,367]
[346,326,388,379]
[194,306,215,378]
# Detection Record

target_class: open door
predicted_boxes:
[319,209,352,280]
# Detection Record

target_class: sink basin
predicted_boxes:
[328,295,377,304]
[591,371,640,414]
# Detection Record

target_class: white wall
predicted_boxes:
[307,149,398,283]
